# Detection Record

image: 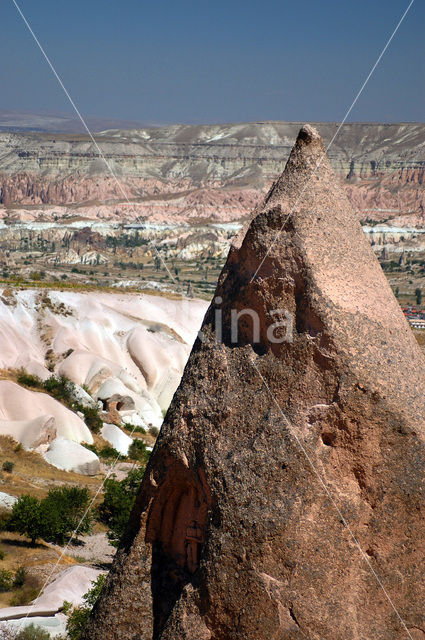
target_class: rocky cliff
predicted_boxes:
[81,125,425,640]
[0,122,423,223]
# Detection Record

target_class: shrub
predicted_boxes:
[62,600,72,614]
[13,566,26,588]
[148,425,160,437]
[98,467,145,547]
[83,443,98,455]
[74,404,102,433]
[16,369,43,389]
[2,461,15,473]
[0,568,13,592]
[83,573,106,606]
[98,446,123,461]
[43,375,73,404]
[29,272,43,281]
[0,548,5,560]
[123,423,146,434]
[9,570,41,606]
[15,623,51,639]
[128,439,150,464]
[9,585,40,606]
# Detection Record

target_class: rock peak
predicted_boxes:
[82,127,425,640]
[297,122,322,144]
[292,123,326,158]
[264,124,330,208]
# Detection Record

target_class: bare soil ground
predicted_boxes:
[0,533,77,607]
[0,436,104,501]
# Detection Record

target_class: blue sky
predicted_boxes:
[1,0,423,124]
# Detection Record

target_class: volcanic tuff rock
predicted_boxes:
[82,125,425,640]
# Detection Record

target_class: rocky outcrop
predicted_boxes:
[0,122,423,222]
[43,437,99,475]
[0,380,93,445]
[82,125,425,639]
[0,289,207,432]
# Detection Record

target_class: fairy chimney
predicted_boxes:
[82,125,425,640]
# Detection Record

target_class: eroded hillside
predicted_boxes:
[0,122,423,224]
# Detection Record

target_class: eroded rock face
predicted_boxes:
[82,126,425,640]
[0,123,424,223]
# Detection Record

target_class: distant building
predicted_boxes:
[402,306,425,329]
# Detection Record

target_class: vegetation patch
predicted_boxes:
[1,487,92,546]
[16,370,103,434]
[128,439,150,464]
[97,467,145,547]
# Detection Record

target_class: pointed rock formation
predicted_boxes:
[82,126,425,640]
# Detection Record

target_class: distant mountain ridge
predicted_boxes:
[0,120,423,224]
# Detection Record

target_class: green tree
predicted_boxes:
[6,496,43,546]
[5,488,92,546]
[415,287,422,306]
[98,467,145,546]
[40,487,92,546]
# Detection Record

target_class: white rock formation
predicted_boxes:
[0,381,93,444]
[0,565,103,637]
[43,437,99,475]
[96,377,162,428]
[0,289,207,446]
[81,250,108,265]
[68,383,97,409]
[101,423,133,456]
[0,491,18,509]
[126,324,188,411]
[0,415,56,450]
[33,565,103,610]
[120,410,147,429]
